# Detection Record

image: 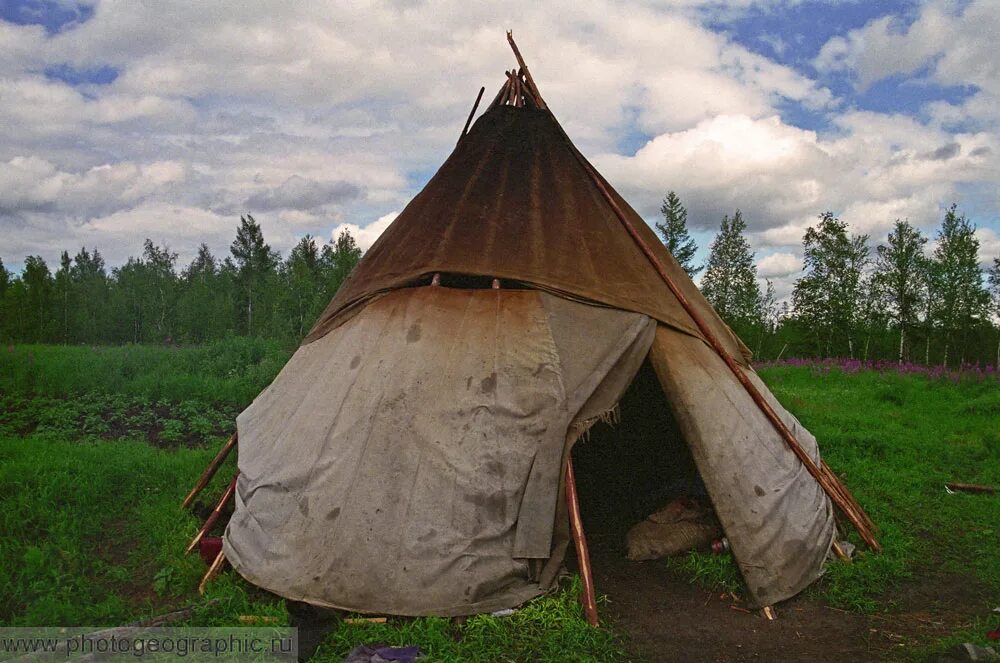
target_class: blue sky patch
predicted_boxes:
[1,0,93,35]
[44,63,118,86]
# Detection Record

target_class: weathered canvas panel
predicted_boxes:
[225,286,653,615]
[648,325,836,607]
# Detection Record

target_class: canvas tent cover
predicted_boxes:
[225,286,655,614]
[223,101,836,615]
[224,288,834,613]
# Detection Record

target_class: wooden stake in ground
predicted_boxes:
[946,482,998,494]
[830,540,851,562]
[185,472,239,555]
[181,432,237,509]
[198,548,227,594]
[565,457,599,627]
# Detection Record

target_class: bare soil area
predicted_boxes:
[580,544,993,662]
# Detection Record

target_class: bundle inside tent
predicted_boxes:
[182,33,878,622]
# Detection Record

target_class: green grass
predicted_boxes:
[662,365,1000,656]
[761,365,1000,612]
[1,344,998,659]
[0,434,237,626]
[0,432,627,661]
[308,580,626,662]
[0,338,293,406]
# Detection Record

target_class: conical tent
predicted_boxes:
[207,39,876,617]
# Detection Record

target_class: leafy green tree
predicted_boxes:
[21,256,54,342]
[54,251,73,343]
[320,229,362,296]
[792,212,870,357]
[111,257,147,343]
[857,276,889,361]
[988,257,1000,367]
[700,210,761,337]
[0,257,8,297]
[927,204,989,366]
[755,278,780,357]
[655,191,701,277]
[230,214,280,336]
[141,240,179,341]
[71,247,110,343]
[281,235,326,338]
[178,244,230,342]
[872,220,928,362]
[0,257,13,341]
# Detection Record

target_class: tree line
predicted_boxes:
[656,193,1000,367]
[2,200,999,366]
[0,215,361,345]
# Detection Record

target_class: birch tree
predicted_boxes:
[927,204,988,366]
[872,220,928,362]
[987,257,1000,367]
[792,212,869,357]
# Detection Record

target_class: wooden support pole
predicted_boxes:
[181,432,237,509]
[185,472,239,555]
[565,457,599,627]
[502,70,517,106]
[486,78,511,112]
[198,549,227,595]
[458,86,485,143]
[506,32,547,109]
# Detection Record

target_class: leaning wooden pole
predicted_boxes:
[506,31,547,110]
[181,432,237,509]
[502,34,879,553]
[198,549,227,595]
[459,86,485,143]
[565,458,599,627]
[185,472,240,555]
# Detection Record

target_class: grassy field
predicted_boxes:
[1,342,998,660]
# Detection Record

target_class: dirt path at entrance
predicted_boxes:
[581,543,993,662]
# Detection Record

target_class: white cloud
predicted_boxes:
[331,212,398,251]
[757,252,801,278]
[976,228,1000,268]
[815,0,1000,130]
[0,0,997,275]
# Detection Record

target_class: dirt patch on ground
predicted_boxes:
[0,394,238,448]
[575,544,993,662]
[582,547,876,662]
[92,520,174,615]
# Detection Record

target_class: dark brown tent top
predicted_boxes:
[305,103,749,364]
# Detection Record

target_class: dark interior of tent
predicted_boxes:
[571,358,712,558]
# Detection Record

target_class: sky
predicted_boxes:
[1,0,998,301]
